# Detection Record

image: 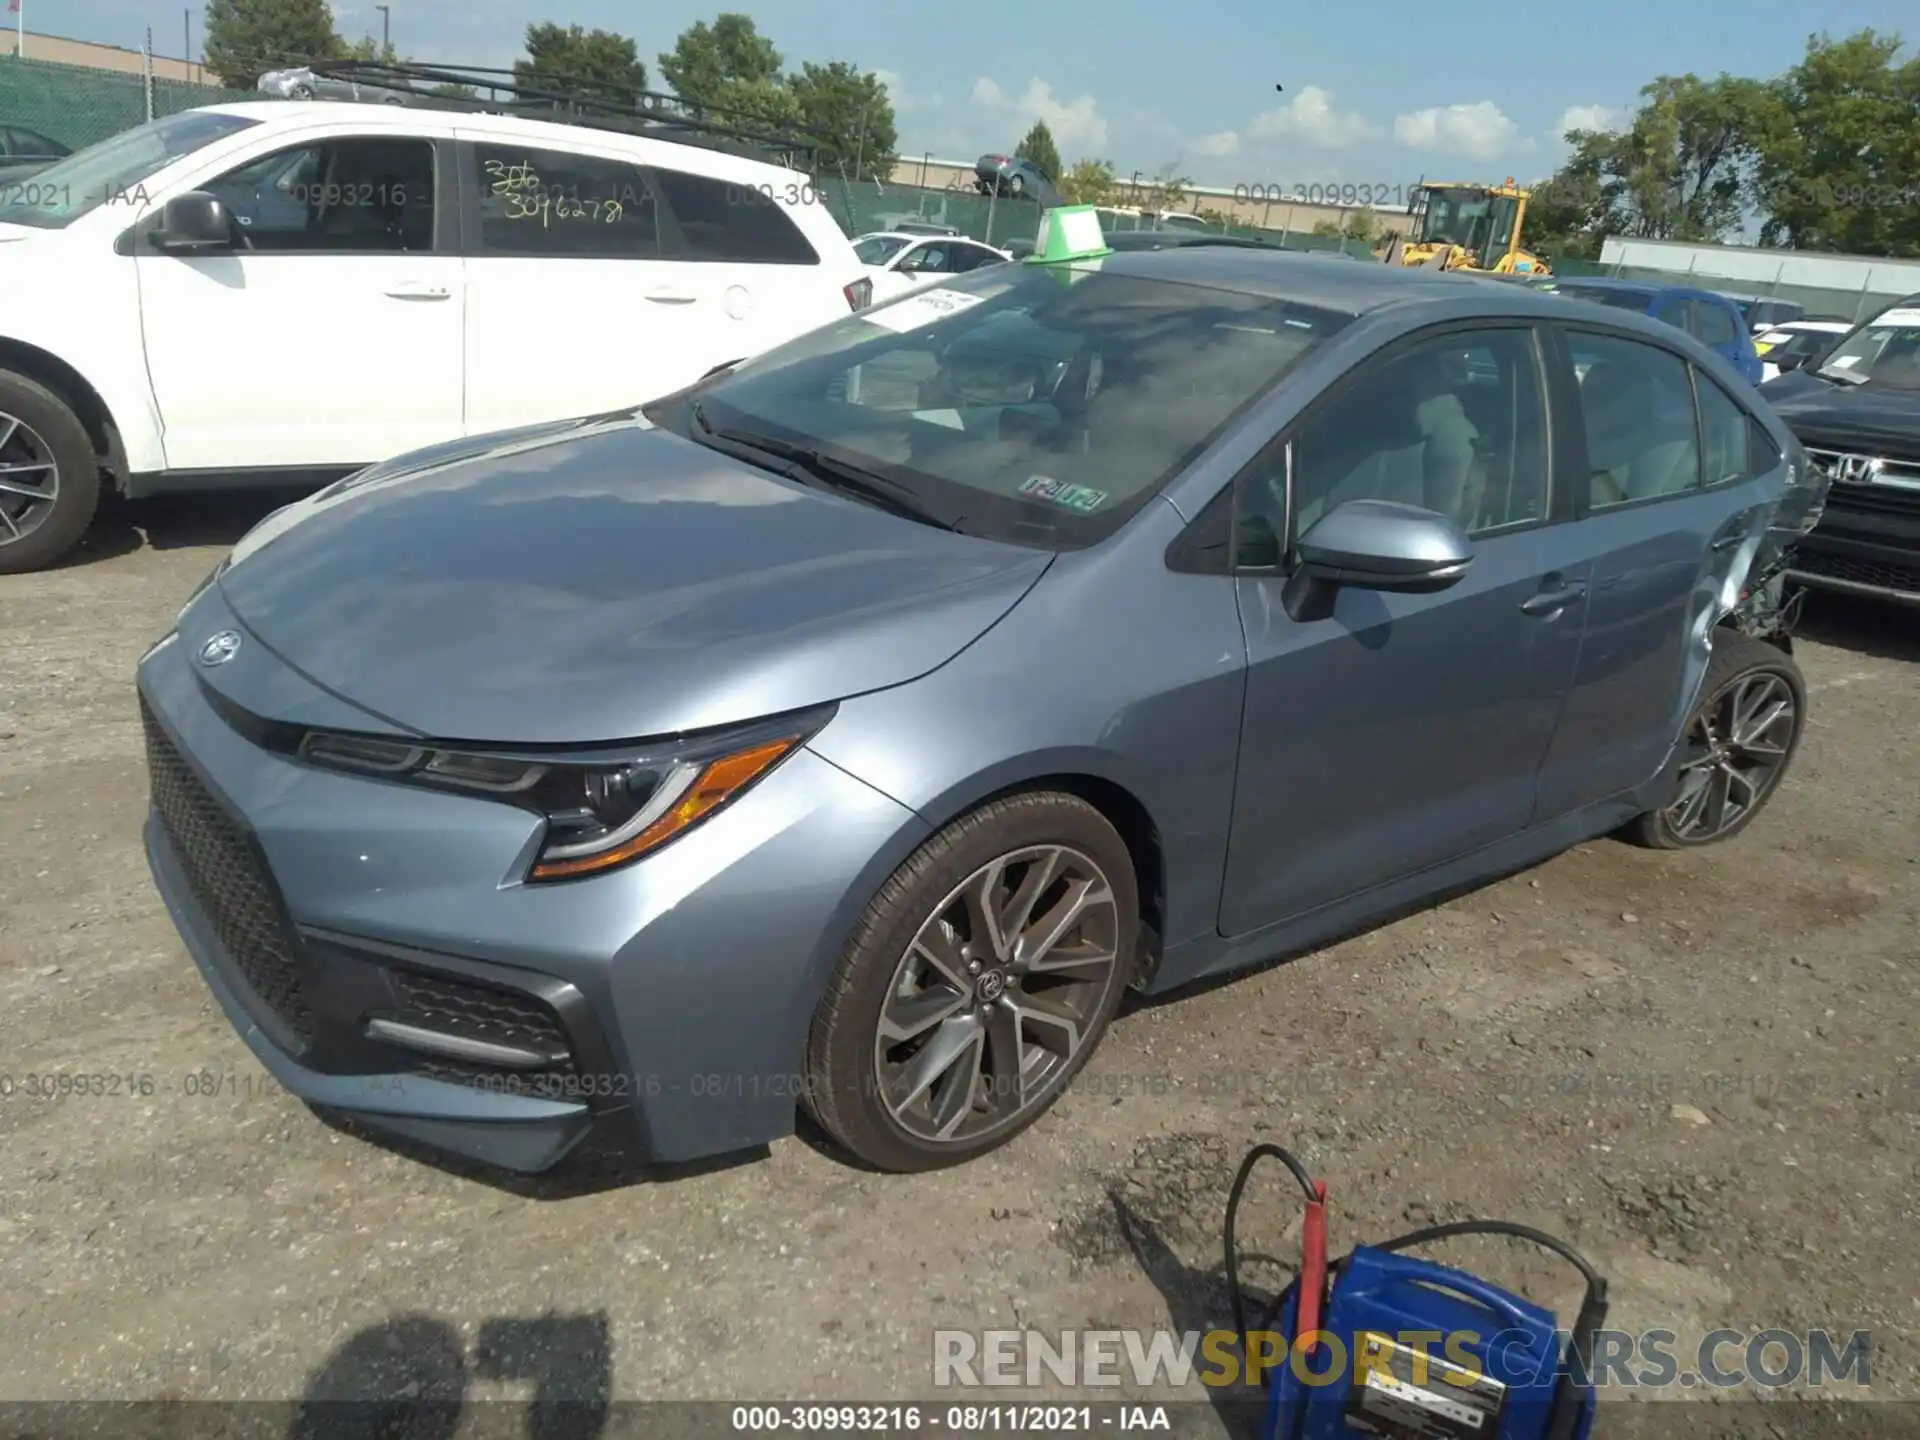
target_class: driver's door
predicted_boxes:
[135,133,464,471]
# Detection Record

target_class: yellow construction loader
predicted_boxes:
[1379,179,1550,275]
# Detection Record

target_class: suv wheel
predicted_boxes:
[804,792,1137,1171]
[1621,632,1806,848]
[0,370,101,575]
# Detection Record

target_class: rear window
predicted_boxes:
[1694,300,1739,346]
[650,167,819,265]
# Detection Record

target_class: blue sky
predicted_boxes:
[49,0,1917,186]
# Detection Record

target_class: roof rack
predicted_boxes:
[302,60,835,172]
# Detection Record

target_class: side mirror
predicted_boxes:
[152,191,237,252]
[1283,500,1472,620]
[1774,352,1807,373]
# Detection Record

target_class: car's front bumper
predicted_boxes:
[1788,484,1920,606]
[135,619,929,1173]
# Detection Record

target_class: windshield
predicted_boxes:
[855,235,912,265]
[655,264,1351,548]
[0,110,259,229]
[1814,310,1920,388]
[1550,284,1656,312]
[1415,188,1492,248]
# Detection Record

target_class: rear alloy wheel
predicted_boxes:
[805,793,1136,1171]
[0,371,101,576]
[1621,632,1806,849]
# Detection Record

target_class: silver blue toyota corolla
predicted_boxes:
[138,249,1829,1175]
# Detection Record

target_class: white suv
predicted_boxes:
[0,100,872,573]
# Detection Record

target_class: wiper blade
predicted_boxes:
[690,404,965,533]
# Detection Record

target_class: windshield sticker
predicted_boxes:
[863,288,987,333]
[1829,355,1860,368]
[1872,308,1920,326]
[1019,475,1110,513]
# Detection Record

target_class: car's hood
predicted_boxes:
[215,413,1052,744]
[1763,369,1920,456]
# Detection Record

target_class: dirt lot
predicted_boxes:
[2,493,1916,1432]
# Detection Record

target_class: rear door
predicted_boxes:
[1534,323,1784,817]
[1219,322,1595,934]
[456,134,701,428]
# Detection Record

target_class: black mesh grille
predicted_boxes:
[388,970,576,1090]
[1794,548,1920,597]
[141,697,315,1048]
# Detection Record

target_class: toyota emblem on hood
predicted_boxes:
[198,630,242,667]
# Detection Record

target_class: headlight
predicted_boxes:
[296,709,830,881]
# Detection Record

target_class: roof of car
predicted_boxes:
[860,231,993,245]
[1095,247,1593,315]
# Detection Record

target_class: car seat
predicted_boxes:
[1579,360,1696,504]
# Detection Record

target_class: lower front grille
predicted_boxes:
[383,969,577,1091]
[1791,547,1920,597]
[141,698,316,1049]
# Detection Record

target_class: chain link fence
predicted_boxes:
[5,54,1909,319]
[0,55,250,150]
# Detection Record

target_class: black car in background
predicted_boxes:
[0,125,70,182]
[1761,293,1920,607]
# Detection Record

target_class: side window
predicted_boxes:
[649,167,819,264]
[1746,413,1782,477]
[1286,327,1549,540]
[1649,293,1687,330]
[1696,372,1766,485]
[472,144,660,258]
[1568,331,1702,508]
[1695,300,1739,347]
[200,138,434,252]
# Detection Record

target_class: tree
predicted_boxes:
[1137,168,1192,212]
[1524,72,1768,250]
[1015,121,1062,183]
[1058,158,1118,205]
[1748,30,1920,257]
[203,0,338,88]
[338,34,398,64]
[513,23,647,107]
[787,61,897,181]
[658,14,783,109]
[1340,209,1376,242]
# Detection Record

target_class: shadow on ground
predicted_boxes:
[63,486,319,567]
[1789,589,1920,664]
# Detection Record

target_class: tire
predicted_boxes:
[804,792,1138,1172]
[1619,632,1807,849]
[291,83,314,100]
[0,370,102,576]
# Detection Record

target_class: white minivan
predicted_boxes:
[0,96,871,572]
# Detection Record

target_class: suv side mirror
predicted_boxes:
[1283,499,1472,620]
[152,192,237,252]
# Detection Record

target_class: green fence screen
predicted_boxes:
[0,55,251,151]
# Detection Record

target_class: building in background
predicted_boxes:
[2,29,209,84]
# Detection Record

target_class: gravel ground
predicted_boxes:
[1,493,1915,1434]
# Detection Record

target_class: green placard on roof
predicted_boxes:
[1024,204,1111,264]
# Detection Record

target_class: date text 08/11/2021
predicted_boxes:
[730,1405,1172,1432]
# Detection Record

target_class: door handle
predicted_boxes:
[1520,582,1586,617]
[1710,529,1747,552]
[383,281,450,300]
[645,288,698,304]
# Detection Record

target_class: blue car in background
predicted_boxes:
[1533,278,1763,384]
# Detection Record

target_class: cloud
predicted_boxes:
[970,77,1108,152]
[1393,101,1523,160]
[1188,130,1240,158]
[1550,103,1622,142]
[1247,86,1377,148]
[873,69,922,113]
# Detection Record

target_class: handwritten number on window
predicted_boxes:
[483,157,626,227]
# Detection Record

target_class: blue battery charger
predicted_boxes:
[1224,1145,1606,1440]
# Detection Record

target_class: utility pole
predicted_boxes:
[375,4,389,52]
[853,104,869,185]
[183,8,191,80]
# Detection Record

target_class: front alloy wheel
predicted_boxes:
[806,793,1137,1171]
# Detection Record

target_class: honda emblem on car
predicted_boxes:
[1834,454,1883,484]
[197,631,242,667]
